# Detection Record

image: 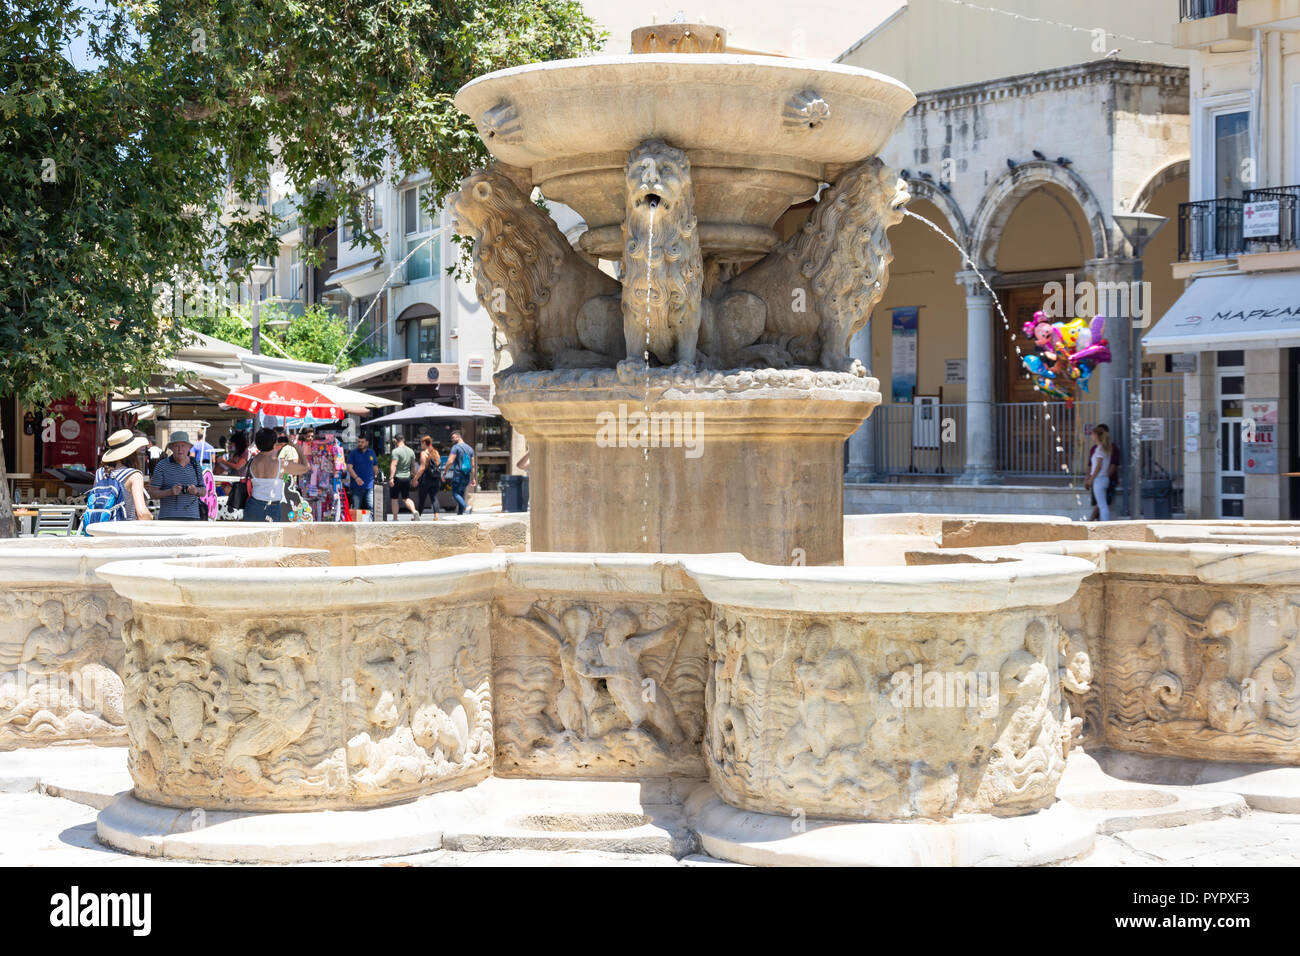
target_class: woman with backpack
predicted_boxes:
[414,434,442,521]
[84,429,153,526]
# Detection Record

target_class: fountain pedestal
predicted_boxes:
[497,367,880,566]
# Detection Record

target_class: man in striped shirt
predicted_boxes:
[150,431,203,520]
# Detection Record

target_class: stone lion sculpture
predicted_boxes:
[619,140,705,367]
[704,158,909,370]
[452,167,624,373]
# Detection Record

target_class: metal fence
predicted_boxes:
[871,403,966,477]
[995,401,1100,478]
[1113,377,1185,512]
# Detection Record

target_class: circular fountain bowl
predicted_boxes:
[455,54,916,258]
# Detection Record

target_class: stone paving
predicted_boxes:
[3,746,1299,866]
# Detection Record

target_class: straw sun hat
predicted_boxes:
[102,429,149,463]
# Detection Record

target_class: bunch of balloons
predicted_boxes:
[1021,311,1112,402]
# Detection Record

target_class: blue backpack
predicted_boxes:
[457,444,473,475]
[80,467,135,533]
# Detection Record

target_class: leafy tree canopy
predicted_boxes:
[185,302,373,370]
[0,0,604,410]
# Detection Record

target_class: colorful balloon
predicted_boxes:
[1020,310,1112,401]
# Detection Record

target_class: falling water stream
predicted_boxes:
[641,203,656,550]
[901,208,1084,512]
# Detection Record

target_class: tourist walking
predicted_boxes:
[387,434,419,520]
[414,435,442,520]
[1085,424,1118,522]
[444,429,476,515]
[82,430,153,529]
[243,427,309,522]
[150,431,205,520]
[345,435,378,515]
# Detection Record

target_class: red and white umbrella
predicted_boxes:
[223,380,345,420]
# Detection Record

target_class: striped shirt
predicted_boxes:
[151,456,202,519]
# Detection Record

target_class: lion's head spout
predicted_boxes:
[620,140,704,366]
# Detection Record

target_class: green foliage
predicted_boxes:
[266,303,371,370]
[186,309,253,351]
[0,0,604,409]
[186,302,371,370]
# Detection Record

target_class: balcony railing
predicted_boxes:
[1243,185,1300,253]
[1178,197,1245,261]
[1180,0,1238,19]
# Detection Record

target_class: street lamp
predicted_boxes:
[247,262,276,384]
[1113,211,1169,523]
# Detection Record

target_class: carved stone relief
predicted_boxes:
[452,145,908,376]
[1104,584,1300,762]
[492,599,707,777]
[122,604,492,810]
[705,607,1086,820]
[0,589,132,749]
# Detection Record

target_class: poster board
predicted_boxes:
[891,307,918,404]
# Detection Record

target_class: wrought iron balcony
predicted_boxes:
[1243,185,1300,253]
[1180,0,1239,19]
[1177,197,1245,261]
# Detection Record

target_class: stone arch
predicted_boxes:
[902,178,971,252]
[969,161,1111,270]
[1129,159,1189,213]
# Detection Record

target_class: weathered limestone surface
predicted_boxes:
[497,366,879,566]
[0,539,326,752]
[90,548,1094,820]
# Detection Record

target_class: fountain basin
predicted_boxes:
[91,547,1092,822]
[455,54,915,258]
[689,554,1093,820]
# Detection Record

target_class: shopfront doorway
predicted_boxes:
[1216,351,1246,518]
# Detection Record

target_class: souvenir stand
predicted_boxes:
[297,435,347,521]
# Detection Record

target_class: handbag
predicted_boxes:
[227,461,251,511]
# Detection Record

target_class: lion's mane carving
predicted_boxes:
[453,168,623,374]
[619,140,704,367]
[705,158,909,370]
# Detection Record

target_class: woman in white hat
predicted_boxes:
[96,430,153,521]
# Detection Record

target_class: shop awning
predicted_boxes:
[1144,273,1300,353]
[325,257,385,298]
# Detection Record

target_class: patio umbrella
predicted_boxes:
[224,380,345,420]
[362,401,492,426]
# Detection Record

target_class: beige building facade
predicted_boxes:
[835,1,1191,516]
[1144,1,1300,520]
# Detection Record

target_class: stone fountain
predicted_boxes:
[452,25,914,566]
[20,25,1258,867]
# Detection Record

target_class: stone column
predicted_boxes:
[844,320,876,482]
[955,270,999,485]
[1083,258,1139,435]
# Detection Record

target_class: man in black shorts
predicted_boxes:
[386,434,419,520]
